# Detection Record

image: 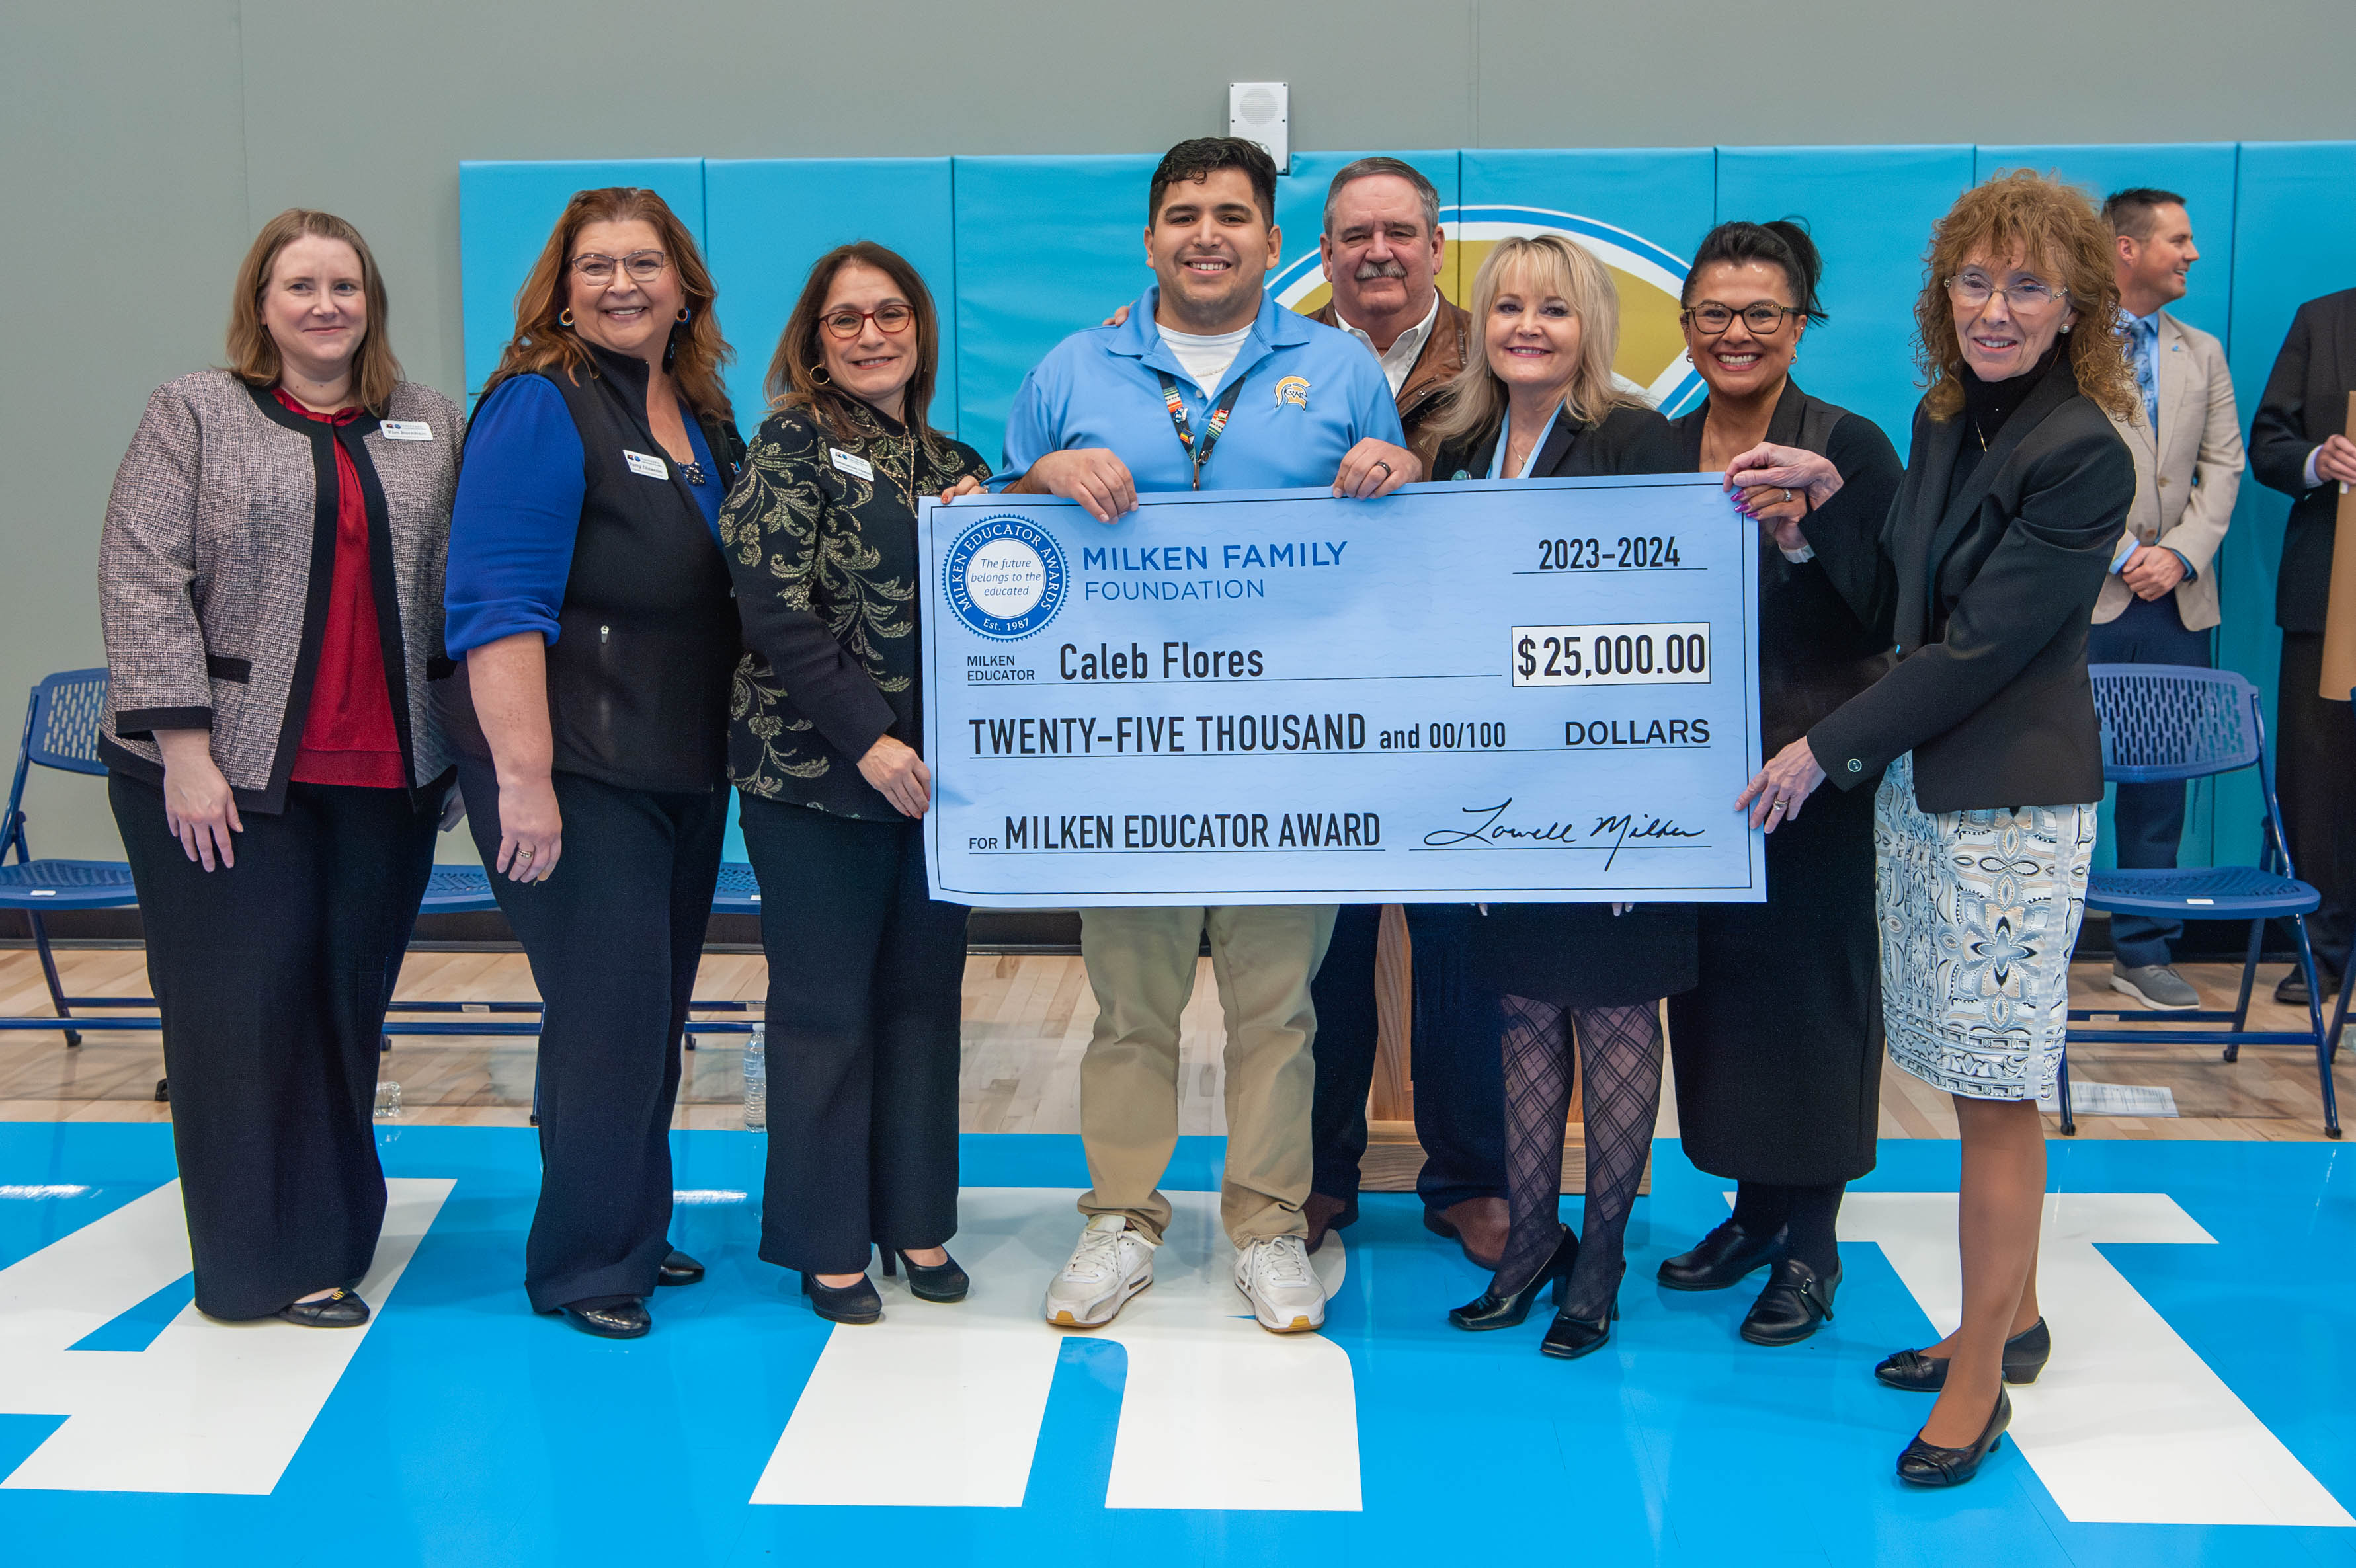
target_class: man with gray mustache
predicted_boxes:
[1297,159,1508,1273]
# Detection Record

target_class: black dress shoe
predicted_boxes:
[657,1249,706,1287]
[885,1249,969,1303]
[2277,967,2343,1007]
[277,1288,370,1327]
[1740,1258,1838,1346]
[1875,1317,2049,1392]
[1539,1299,1619,1360]
[802,1272,882,1325]
[1447,1226,1576,1331]
[562,1298,651,1339]
[1897,1389,2011,1487]
[1658,1220,1786,1291]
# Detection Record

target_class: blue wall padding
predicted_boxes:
[458,141,2356,875]
[458,159,706,400]
[702,157,958,442]
[951,155,1159,469]
[1713,145,1976,447]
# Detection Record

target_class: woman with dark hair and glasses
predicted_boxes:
[721,242,992,1325]
[1654,220,1904,1347]
[442,187,743,1339]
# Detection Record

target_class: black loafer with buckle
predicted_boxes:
[277,1287,370,1327]
[1740,1258,1838,1346]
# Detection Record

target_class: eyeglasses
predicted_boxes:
[820,303,915,339]
[1681,301,1805,336]
[569,250,669,285]
[1947,270,2068,311]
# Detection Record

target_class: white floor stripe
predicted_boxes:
[752,1187,1359,1511]
[1840,1191,2353,1527]
[0,1178,453,1495]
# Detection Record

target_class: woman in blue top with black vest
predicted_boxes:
[442,187,743,1340]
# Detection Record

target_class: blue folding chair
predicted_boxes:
[2062,665,2337,1137]
[0,669,153,1044]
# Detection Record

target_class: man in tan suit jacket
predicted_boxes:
[2092,188,2245,1010]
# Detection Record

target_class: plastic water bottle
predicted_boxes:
[743,1024,767,1130]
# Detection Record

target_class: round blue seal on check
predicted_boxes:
[944,516,1067,640]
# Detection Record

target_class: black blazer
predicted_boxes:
[1433,400,1683,482]
[1808,350,2133,813]
[1670,382,1903,756]
[2250,287,2356,635]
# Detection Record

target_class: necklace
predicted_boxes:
[679,457,709,486]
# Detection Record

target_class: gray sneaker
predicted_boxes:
[2111,962,2200,1011]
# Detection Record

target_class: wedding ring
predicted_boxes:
[1372,461,1393,479]
[517,847,536,863]
[1780,488,1793,504]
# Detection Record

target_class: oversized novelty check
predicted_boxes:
[920,474,1764,907]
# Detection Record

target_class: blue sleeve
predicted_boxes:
[993,363,1061,488]
[1358,362,1406,448]
[444,375,587,655]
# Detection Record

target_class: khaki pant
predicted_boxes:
[1077,904,1338,1245]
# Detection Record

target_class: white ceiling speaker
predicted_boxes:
[1228,81,1290,175]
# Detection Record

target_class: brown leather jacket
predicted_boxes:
[1305,294,1470,477]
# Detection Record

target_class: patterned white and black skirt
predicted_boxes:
[1873,752,2099,1103]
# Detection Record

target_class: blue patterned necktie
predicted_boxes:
[2131,315,2160,437]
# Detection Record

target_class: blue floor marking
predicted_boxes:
[64,1269,193,1352]
[0,1122,2351,1565]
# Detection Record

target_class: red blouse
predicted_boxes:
[274,389,405,789]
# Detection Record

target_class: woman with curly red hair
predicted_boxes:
[1726,171,2137,1485]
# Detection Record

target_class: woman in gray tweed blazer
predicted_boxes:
[98,209,460,1328]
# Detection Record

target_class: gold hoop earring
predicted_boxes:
[558,308,574,327]
[809,364,833,385]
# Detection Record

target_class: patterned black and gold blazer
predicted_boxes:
[718,401,990,820]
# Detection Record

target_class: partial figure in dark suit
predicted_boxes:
[2088,189,2242,1012]
[1424,235,1693,1363]
[2250,284,2356,1006]
[1654,220,1904,1348]
[1730,172,2137,1485]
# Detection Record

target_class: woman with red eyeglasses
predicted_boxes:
[720,242,991,1325]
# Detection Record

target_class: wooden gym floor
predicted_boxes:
[1,943,2343,1152]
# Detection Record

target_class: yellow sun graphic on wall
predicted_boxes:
[1272,205,1703,414]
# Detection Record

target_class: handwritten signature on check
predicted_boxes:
[1422,800,1707,870]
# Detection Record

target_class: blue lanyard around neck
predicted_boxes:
[1488,405,1563,479]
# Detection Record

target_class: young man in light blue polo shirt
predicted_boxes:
[1003,137,1418,1335]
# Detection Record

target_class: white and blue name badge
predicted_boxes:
[919,477,1765,908]
[623,450,669,480]
[377,420,432,442]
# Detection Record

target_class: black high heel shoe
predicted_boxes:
[1896,1388,2011,1487]
[802,1272,882,1325]
[883,1248,969,1304]
[1447,1226,1577,1331]
[1657,1220,1785,1292]
[1539,1261,1625,1360]
[1875,1317,2049,1391]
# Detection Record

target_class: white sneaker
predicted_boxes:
[1233,1234,1326,1334]
[1043,1214,1156,1327]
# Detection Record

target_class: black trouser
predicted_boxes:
[458,761,727,1312]
[740,797,968,1276]
[1307,904,1506,1217]
[111,773,435,1321]
[2278,633,2356,976]
[2086,594,2211,968]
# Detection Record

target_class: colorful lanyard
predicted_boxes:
[1156,371,1247,490]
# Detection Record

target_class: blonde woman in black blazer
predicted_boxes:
[1726,172,2137,1487]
